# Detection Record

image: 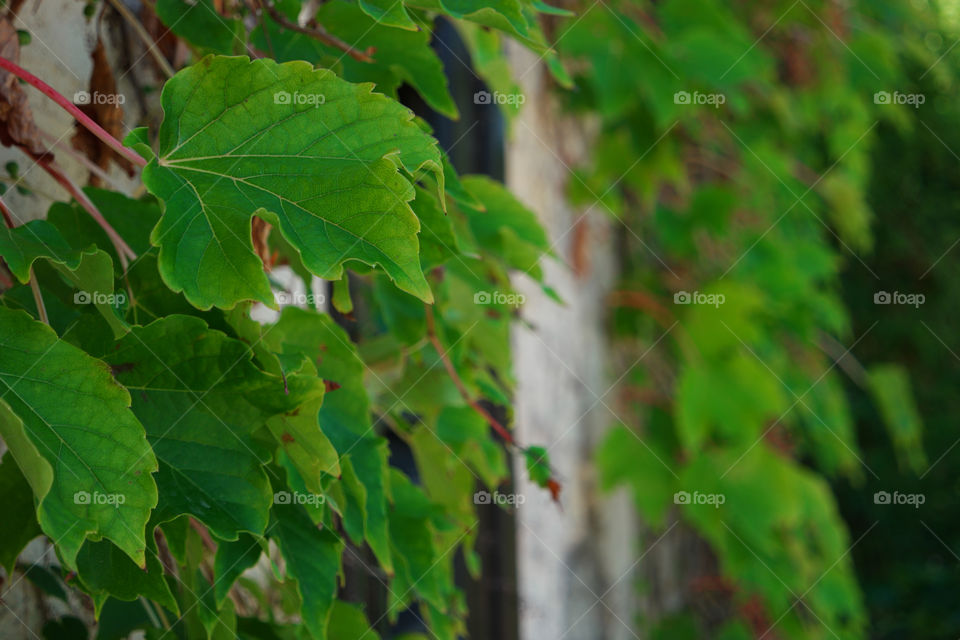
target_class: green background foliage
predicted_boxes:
[0,0,953,638]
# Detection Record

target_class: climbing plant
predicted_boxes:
[0,1,564,638]
[565,0,935,638]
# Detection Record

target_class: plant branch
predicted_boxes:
[260,1,375,63]
[104,0,175,79]
[424,305,516,447]
[0,55,147,168]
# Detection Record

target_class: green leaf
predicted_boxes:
[256,308,394,574]
[271,503,343,640]
[0,219,128,336]
[867,364,927,474]
[141,55,441,310]
[327,600,381,639]
[0,307,157,570]
[0,219,80,282]
[103,315,321,540]
[0,451,41,573]
[387,469,447,613]
[75,538,179,617]
[358,0,419,30]
[213,533,263,607]
[258,2,458,119]
[155,0,245,55]
[266,393,340,494]
[459,175,550,277]
[524,445,551,487]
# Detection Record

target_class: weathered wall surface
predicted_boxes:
[506,40,642,640]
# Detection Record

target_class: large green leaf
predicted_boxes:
[0,307,157,570]
[102,315,322,540]
[139,55,440,310]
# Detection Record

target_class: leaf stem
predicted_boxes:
[0,55,148,169]
[29,267,48,324]
[424,304,516,447]
[39,129,129,192]
[261,1,375,63]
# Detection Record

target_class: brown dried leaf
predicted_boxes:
[0,17,49,158]
[71,38,133,185]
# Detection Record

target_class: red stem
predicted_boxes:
[424,305,516,447]
[36,154,137,266]
[0,56,147,169]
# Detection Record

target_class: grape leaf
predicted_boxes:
[459,175,550,277]
[139,55,440,310]
[0,306,157,570]
[256,308,393,574]
[102,315,323,540]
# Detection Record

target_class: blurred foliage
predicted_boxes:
[564,0,943,637]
